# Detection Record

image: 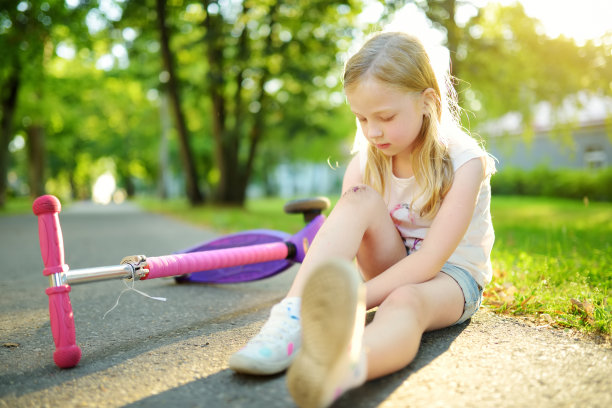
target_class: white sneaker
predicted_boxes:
[229,298,301,375]
[287,259,367,408]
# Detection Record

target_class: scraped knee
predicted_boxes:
[340,184,385,212]
[343,184,370,196]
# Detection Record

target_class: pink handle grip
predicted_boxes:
[45,286,81,368]
[145,242,290,279]
[33,195,81,368]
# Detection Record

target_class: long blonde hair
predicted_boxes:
[344,32,456,219]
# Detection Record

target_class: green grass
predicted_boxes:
[140,195,611,338]
[137,196,335,234]
[487,196,611,338]
[0,196,35,216]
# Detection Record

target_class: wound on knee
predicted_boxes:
[343,185,368,197]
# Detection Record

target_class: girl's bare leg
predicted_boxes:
[288,184,465,379]
[230,186,404,375]
[363,272,464,379]
[287,185,406,298]
[285,258,465,407]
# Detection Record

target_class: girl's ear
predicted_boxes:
[421,88,438,117]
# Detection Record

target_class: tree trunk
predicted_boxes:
[116,160,136,198]
[156,0,204,205]
[443,0,459,73]
[157,93,171,199]
[239,2,279,205]
[26,124,45,198]
[68,168,77,200]
[204,2,239,204]
[419,0,459,74]
[204,1,278,206]
[123,173,136,198]
[0,69,20,208]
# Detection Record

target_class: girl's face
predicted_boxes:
[346,76,425,167]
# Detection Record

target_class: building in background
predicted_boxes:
[482,93,611,170]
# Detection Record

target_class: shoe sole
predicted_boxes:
[286,259,365,408]
[229,352,294,375]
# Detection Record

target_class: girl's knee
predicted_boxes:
[343,184,371,196]
[340,184,384,210]
[382,285,426,320]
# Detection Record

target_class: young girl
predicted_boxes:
[230,31,496,408]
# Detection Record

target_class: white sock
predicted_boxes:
[339,345,368,393]
[280,297,301,321]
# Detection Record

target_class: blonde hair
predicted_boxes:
[344,32,456,219]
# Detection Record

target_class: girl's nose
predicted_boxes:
[367,123,382,138]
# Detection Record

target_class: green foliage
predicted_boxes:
[187,0,366,203]
[491,166,612,201]
[1,0,162,201]
[456,2,612,128]
[6,0,370,204]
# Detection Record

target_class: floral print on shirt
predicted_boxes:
[390,202,423,252]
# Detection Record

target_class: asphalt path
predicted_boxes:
[0,201,610,408]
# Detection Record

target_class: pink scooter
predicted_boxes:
[33,195,329,369]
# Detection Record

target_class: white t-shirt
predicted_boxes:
[361,130,496,288]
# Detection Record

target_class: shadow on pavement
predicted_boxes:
[336,320,468,407]
[123,321,468,408]
[0,295,278,399]
[125,370,294,408]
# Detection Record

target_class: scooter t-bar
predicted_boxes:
[33,195,328,368]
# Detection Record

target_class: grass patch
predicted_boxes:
[138,195,611,338]
[137,196,335,235]
[0,196,35,216]
[487,196,611,338]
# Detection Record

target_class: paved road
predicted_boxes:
[0,201,610,408]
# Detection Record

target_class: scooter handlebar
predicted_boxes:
[33,195,81,368]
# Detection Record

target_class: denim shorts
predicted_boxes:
[440,263,483,325]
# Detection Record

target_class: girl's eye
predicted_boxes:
[357,116,367,123]
[381,115,395,122]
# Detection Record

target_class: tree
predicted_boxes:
[114,0,366,205]
[199,0,363,205]
[0,62,19,207]
[156,0,204,205]
[460,2,612,128]
[0,0,90,206]
[0,2,31,206]
[416,0,461,72]
[414,1,612,132]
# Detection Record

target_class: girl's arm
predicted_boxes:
[365,156,485,306]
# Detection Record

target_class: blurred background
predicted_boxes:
[1,0,611,208]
